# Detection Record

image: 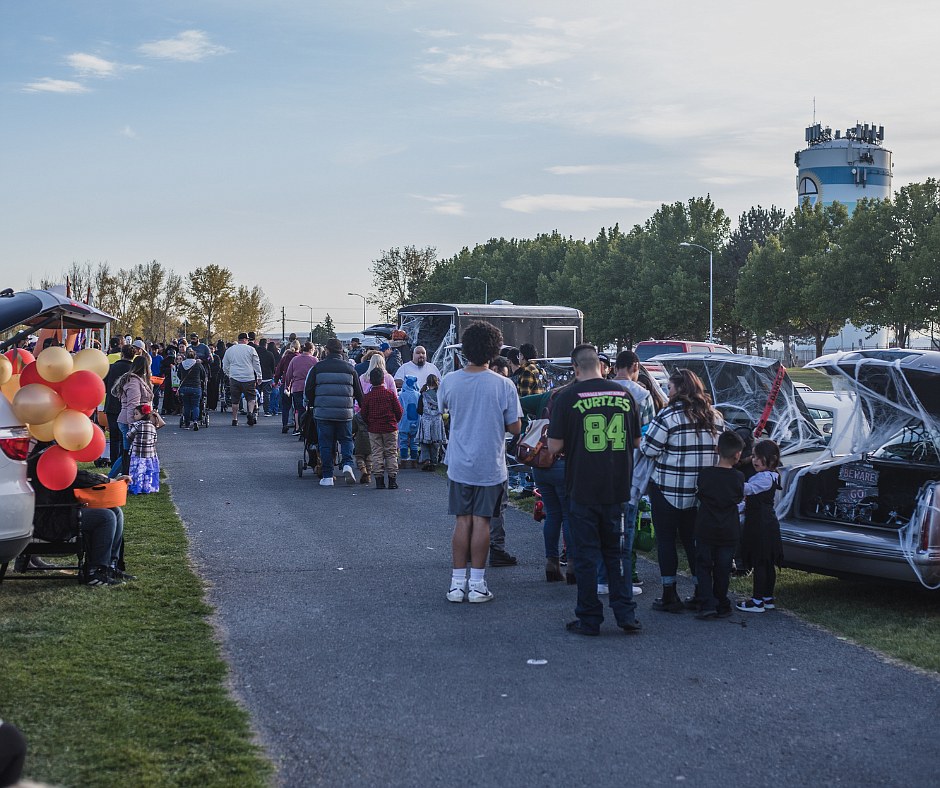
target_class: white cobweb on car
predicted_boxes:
[398,314,456,375]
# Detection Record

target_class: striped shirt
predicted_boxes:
[638,404,724,509]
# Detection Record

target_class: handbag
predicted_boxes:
[152,412,167,430]
[516,417,554,468]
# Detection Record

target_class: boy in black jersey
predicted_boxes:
[547,344,642,636]
[693,429,746,619]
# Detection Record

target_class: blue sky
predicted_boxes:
[2,0,938,334]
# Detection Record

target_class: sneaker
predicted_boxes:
[736,598,765,613]
[566,620,599,636]
[716,605,733,618]
[292,429,301,436]
[633,585,643,595]
[343,465,356,485]
[192,423,199,432]
[110,567,137,581]
[489,548,517,567]
[319,477,334,487]
[232,419,238,426]
[468,581,494,603]
[762,598,776,609]
[263,413,272,417]
[618,619,643,634]
[282,427,289,434]
[83,567,122,586]
[695,608,718,620]
[597,583,609,596]
[446,578,468,603]
[632,577,644,586]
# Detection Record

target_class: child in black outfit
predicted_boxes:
[693,430,746,619]
[736,439,784,613]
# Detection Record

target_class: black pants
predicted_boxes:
[107,412,122,466]
[648,481,698,581]
[0,722,26,788]
[695,543,735,612]
[753,561,777,599]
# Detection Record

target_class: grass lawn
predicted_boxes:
[787,367,833,391]
[0,472,272,788]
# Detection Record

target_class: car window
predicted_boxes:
[636,344,682,361]
[690,344,710,353]
[872,423,940,465]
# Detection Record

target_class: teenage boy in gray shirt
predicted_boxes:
[438,321,522,603]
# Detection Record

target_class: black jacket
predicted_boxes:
[177,359,207,390]
[304,352,364,421]
[257,346,277,379]
[693,466,745,546]
[103,359,132,414]
[386,349,402,376]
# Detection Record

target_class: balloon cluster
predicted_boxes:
[0,346,110,490]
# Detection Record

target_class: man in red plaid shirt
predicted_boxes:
[361,367,404,489]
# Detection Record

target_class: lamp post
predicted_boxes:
[463,276,488,305]
[348,293,367,331]
[679,242,714,342]
[299,304,314,343]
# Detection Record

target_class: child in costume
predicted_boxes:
[126,404,160,494]
[397,375,420,469]
[416,374,445,471]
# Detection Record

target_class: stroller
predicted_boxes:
[297,409,320,478]
[178,386,210,429]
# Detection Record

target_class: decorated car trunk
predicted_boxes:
[778,351,940,589]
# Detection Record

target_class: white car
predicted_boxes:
[0,289,114,567]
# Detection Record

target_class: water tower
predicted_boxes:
[795,122,892,214]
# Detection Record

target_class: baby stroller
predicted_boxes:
[297,409,320,478]
[178,385,210,429]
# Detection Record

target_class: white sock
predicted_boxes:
[451,569,467,586]
[469,568,485,584]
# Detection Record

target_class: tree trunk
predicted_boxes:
[755,334,763,356]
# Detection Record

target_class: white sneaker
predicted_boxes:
[446,579,468,603]
[597,584,609,595]
[343,464,356,485]
[468,581,494,603]
[319,477,334,487]
[633,585,643,595]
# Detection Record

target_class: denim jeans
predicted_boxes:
[180,386,201,425]
[270,384,280,415]
[82,506,124,569]
[695,543,735,612]
[568,499,636,632]
[648,481,698,583]
[533,460,571,560]
[316,419,354,477]
[107,412,122,465]
[108,423,131,478]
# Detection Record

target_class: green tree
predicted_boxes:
[222,284,272,340]
[370,246,438,316]
[187,264,234,343]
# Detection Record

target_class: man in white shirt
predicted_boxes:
[393,345,442,391]
[222,332,262,426]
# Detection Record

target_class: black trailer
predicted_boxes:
[397,302,583,375]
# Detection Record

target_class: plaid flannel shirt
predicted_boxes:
[515,361,545,397]
[638,404,723,509]
[361,386,403,434]
[127,419,158,459]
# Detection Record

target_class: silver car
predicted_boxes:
[0,288,115,565]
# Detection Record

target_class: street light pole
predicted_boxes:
[348,293,367,331]
[463,276,488,305]
[299,304,314,343]
[679,242,714,343]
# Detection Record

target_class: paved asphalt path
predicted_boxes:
[159,412,940,788]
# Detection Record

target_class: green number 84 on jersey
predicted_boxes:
[584,413,627,452]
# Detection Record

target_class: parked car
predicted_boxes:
[636,339,734,375]
[792,381,814,393]
[798,390,858,448]
[778,350,940,589]
[0,288,114,565]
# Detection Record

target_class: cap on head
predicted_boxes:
[379,342,391,351]
[237,332,249,341]
[133,339,146,349]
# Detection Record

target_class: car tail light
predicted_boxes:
[918,484,940,553]
[0,427,31,461]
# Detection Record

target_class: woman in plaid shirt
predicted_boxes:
[639,369,723,613]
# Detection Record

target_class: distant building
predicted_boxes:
[795,122,892,214]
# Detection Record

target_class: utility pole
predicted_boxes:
[281,307,286,343]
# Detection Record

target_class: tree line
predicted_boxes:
[374,179,940,353]
[25,261,273,344]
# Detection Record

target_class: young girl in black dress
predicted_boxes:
[736,439,783,613]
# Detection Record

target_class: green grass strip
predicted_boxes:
[0,476,273,788]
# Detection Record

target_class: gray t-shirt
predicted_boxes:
[438,369,522,487]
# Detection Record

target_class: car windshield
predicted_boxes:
[637,345,681,361]
[872,423,940,465]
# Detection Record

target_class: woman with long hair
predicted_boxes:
[361,353,396,396]
[110,353,154,477]
[639,368,724,612]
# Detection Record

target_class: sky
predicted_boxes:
[2,0,939,335]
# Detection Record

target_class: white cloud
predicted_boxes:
[138,30,230,62]
[414,27,458,38]
[411,194,466,215]
[528,78,562,89]
[22,78,90,94]
[67,53,116,77]
[501,194,658,213]
[545,164,628,175]
[120,125,136,138]
[420,31,579,81]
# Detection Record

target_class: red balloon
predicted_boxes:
[36,445,78,491]
[4,348,35,374]
[19,360,63,392]
[59,370,106,412]
[70,424,107,462]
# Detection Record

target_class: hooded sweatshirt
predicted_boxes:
[178,358,207,390]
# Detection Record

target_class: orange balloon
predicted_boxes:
[12,383,66,425]
[36,346,74,383]
[0,374,20,403]
[72,348,110,379]
[53,408,94,452]
[28,419,57,442]
[0,355,11,387]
